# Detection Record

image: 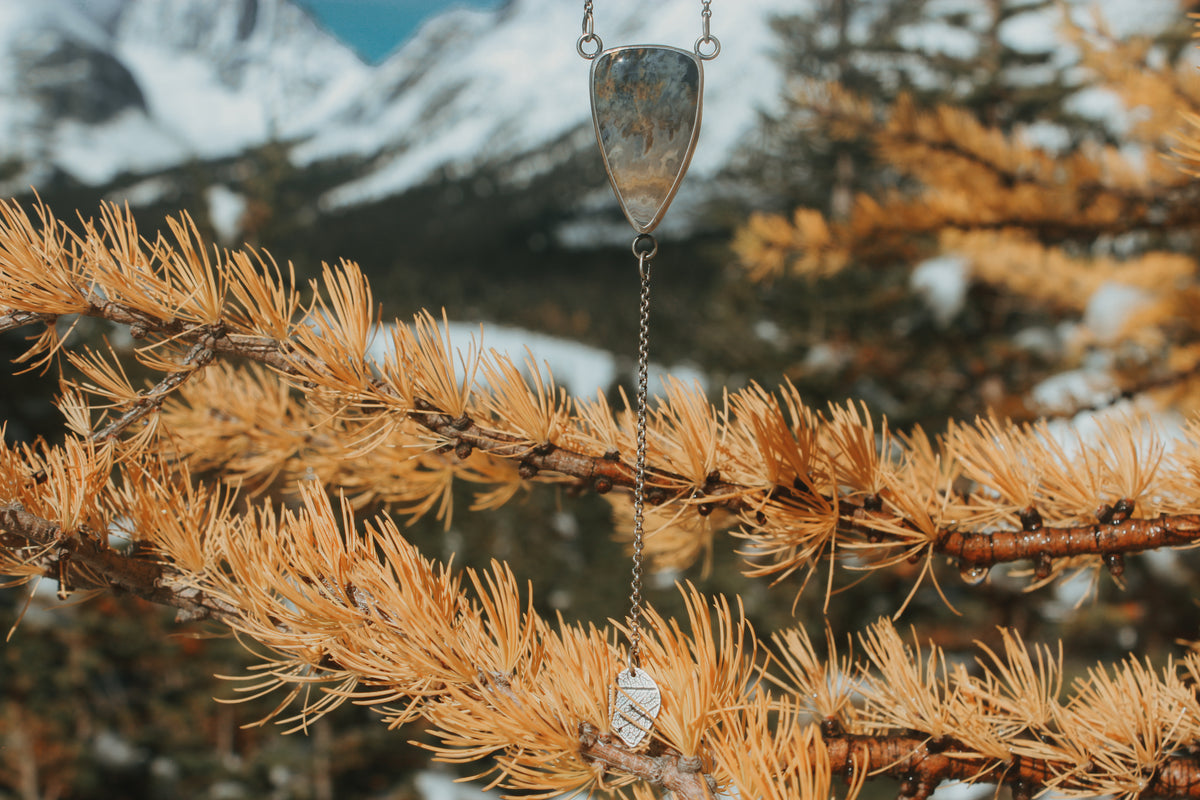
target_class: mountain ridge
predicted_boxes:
[0,0,1187,250]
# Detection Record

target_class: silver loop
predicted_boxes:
[577,33,603,59]
[695,35,721,60]
[632,233,658,262]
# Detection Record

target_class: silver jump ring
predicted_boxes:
[577,33,603,59]
[632,233,658,262]
[695,35,721,60]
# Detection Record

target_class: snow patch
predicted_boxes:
[1065,86,1131,136]
[107,176,176,206]
[1020,120,1072,154]
[107,516,134,551]
[998,6,1062,54]
[911,255,967,327]
[1030,366,1117,414]
[930,782,998,800]
[369,320,706,400]
[415,771,495,800]
[1074,0,1183,38]
[93,730,145,769]
[753,319,784,346]
[1084,281,1154,344]
[466,322,618,398]
[116,42,270,157]
[555,217,643,250]
[205,184,247,244]
[1012,326,1062,360]
[803,342,852,375]
[896,20,980,60]
[53,110,187,184]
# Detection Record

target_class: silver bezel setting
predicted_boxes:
[589,44,705,234]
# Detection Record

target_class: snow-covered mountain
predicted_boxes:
[0,0,367,188]
[292,0,800,214]
[0,0,1189,234]
[284,0,1185,238]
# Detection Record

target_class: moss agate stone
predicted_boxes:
[590,46,703,233]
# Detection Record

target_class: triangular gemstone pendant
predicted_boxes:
[590,45,703,234]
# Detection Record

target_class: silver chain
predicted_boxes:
[628,237,655,671]
[577,1,716,676]
[578,1,720,60]
[696,0,720,60]
[578,0,601,58]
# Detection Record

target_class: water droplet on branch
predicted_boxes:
[958,562,989,585]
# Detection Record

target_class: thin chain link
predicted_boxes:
[581,0,712,33]
[627,248,652,672]
[696,0,720,59]
[579,1,719,60]
[578,0,601,57]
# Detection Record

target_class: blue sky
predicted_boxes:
[301,0,504,63]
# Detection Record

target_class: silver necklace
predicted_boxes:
[577,0,720,750]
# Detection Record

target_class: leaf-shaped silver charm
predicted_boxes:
[610,667,662,748]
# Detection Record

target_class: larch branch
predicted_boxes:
[91,341,214,442]
[935,511,1200,573]
[0,497,723,798]
[11,492,1200,800]
[9,269,1200,582]
[823,729,1200,800]
[579,723,715,800]
[0,310,57,334]
[0,501,242,625]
